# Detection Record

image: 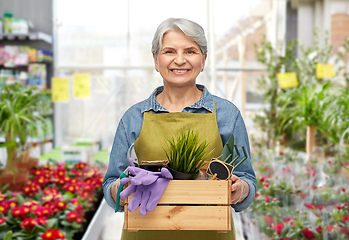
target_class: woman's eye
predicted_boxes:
[187,50,194,54]
[165,50,174,54]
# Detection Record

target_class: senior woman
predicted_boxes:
[102,18,256,240]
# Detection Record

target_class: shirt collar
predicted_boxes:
[141,84,214,113]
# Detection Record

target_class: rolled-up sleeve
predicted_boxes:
[230,112,256,212]
[102,119,130,210]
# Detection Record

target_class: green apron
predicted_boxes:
[121,105,236,240]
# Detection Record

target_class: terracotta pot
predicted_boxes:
[17,157,39,171]
[29,158,39,168]
[0,171,14,185]
[18,148,30,163]
[0,170,29,191]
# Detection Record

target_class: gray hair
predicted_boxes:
[151,18,208,57]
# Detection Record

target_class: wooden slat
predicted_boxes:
[126,206,230,231]
[228,207,231,231]
[228,180,232,230]
[228,180,232,204]
[125,180,231,204]
[124,205,128,229]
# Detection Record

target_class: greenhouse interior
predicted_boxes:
[0,0,349,239]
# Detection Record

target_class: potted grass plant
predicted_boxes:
[0,83,45,190]
[163,128,213,180]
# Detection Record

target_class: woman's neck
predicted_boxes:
[156,84,203,112]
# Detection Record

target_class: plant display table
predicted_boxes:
[124,180,232,232]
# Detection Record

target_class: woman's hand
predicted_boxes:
[111,179,126,207]
[198,169,208,179]
[230,174,249,204]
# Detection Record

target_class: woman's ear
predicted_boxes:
[153,53,159,72]
[201,53,207,70]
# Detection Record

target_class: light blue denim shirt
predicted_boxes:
[103,84,256,212]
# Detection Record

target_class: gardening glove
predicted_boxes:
[230,174,249,204]
[118,167,160,200]
[120,167,173,216]
[126,166,164,185]
[118,157,160,205]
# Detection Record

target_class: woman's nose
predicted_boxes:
[174,53,186,65]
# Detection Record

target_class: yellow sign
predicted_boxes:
[51,78,69,102]
[277,72,298,89]
[73,74,91,98]
[316,63,335,79]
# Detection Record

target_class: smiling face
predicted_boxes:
[153,30,207,88]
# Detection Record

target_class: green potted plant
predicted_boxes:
[277,81,331,159]
[163,128,213,180]
[0,83,45,189]
[322,38,349,159]
[276,30,349,159]
[323,86,349,149]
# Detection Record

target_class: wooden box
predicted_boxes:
[124,180,232,232]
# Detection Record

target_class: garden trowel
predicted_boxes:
[206,134,248,180]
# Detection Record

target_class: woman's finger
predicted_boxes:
[230,174,239,182]
[231,191,241,204]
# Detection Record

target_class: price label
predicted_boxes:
[52,78,69,102]
[277,72,298,89]
[73,74,91,98]
[316,63,335,79]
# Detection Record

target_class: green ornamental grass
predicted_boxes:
[163,128,213,174]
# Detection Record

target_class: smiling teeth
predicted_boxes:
[172,70,188,73]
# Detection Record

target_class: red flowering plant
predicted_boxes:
[326,203,349,239]
[0,159,104,240]
[311,186,339,206]
[248,194,283,238]
[338,187,349,203]
[269,209,323,240]
[245,144,349,240]
[256,175,301,207]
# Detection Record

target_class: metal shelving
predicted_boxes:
[0,32,52,44]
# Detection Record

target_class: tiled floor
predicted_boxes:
[82,199,245,240]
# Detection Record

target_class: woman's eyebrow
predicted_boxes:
[186,46,199,50]
[162,46,199,50]
[161,47,174,51]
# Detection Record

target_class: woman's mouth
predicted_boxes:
[171,69,189,73]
